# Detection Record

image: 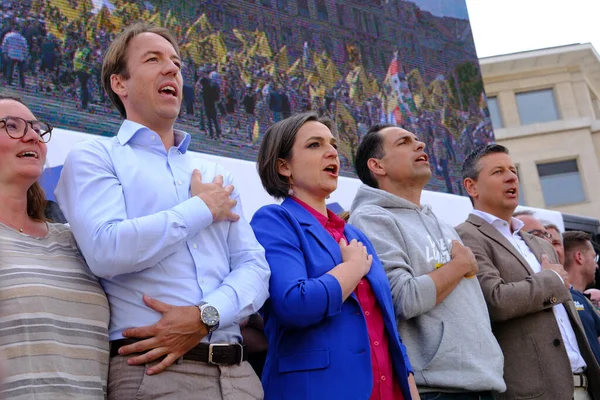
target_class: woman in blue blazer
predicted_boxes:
[250,112,418,400]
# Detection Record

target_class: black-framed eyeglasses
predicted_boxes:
[0,116,52,143]
[528,229,553,241]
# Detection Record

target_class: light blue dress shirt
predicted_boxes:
[55,120,270,343]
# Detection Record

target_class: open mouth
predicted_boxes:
[506,188,517,196]
[16,151,39,159]
[415,154,429,163]
[158,83,178,97]
[323,164,339,176]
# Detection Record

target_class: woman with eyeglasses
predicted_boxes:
[0,97,109,399]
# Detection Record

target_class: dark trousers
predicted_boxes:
[205,105,221,138]
[183,85,194,115]
[421,392,494,400]
[7,58,25,88]
[77,71,90,109]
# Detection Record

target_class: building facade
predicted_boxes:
[480,44,600,219]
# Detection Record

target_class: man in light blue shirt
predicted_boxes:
[55,23,269,399]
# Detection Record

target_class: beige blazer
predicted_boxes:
[456,213,600,400]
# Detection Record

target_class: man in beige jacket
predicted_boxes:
[456,144,600,400]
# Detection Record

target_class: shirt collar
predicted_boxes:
[116,119,191,153]
[472,209,524,234]
[291,196,346,233]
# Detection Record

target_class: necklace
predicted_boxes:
[0,219,25,233]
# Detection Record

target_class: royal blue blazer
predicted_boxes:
[250,198,413,400]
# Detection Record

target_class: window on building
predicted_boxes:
[322,36,333,56]
[353,8,362,31]
[363,13,371,34]
[537,160,586,206]
[373,15,380,36]
[379,51,387,69]
[282,27,293,43]
[297,0,310,17]
[336,4,344,26]
[360,44,368,67]
[516,89,559,125]
[487,96,503,129]
[276,0,287,11]
[316,0,328,21]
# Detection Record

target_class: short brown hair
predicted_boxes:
[563,230,592,269]
[256,112,336,199]
[102,23,180,118]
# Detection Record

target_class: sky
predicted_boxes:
[465,0,600,58]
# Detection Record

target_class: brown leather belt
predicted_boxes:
[110,338,247,366]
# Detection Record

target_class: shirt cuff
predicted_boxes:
[202,285,238,330]
[172,196,213,236]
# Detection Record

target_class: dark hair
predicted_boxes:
[354,124,394,188]
[0,96,48,222]
[563,231,592,269]
[462,143,509,204]
[256,112,335,199]
[102,23,180,118]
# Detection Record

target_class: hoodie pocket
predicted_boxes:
[420,321,505,391]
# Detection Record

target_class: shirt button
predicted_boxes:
[374,341,380,346]
[380,375,386,381]
[553,339,561,347]
[177,180,182,185]
[151,135,156,140]
[193,244,197,249]
[364,311,370,316]
[201,279,205,284]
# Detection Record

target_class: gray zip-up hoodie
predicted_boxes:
[350,185,506,393]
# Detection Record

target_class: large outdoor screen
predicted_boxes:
[0,0,493,195]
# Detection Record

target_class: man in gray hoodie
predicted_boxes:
[349,125,506,400]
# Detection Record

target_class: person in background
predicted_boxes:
[1,22,27,88]
[251,113,418,399]
[73,40,92,110]
[563,231,600,364]
[544,221,566,265]
[0,96,109,398]
[242,84,256,142]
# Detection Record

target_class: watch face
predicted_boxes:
[202,306,219,326]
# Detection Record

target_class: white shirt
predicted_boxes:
[472,210,587,373]
[55,120,271,342]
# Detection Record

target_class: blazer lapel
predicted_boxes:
[467,213,534,275]
[282,198,340,267]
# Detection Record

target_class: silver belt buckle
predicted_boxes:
[235,342,244,365]
[208,343,231,366]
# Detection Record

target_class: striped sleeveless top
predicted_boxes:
[0,222,109,399]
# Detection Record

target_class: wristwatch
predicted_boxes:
[198,302,220,332]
